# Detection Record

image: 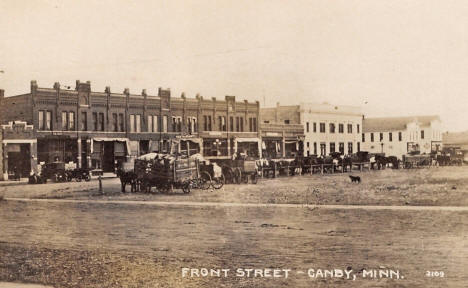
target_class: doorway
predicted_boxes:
[103,141,115,172]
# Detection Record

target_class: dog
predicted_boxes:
[349,175,361,183]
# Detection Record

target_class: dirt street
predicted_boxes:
[0,166,467,287]
[2,166,468,207]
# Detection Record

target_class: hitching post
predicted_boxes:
[98,175,103,193]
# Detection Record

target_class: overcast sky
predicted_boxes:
[1,0,468,131]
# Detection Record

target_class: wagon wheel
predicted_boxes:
[212,174,225,189]
[234,168,242,184]
[199,171,212,190]
[76,175,82,182]
[182,180,192,194]
[222,166,235,184]
[84,174,91,182]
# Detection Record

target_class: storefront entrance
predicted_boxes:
[7,144,31,177]
[102,141,115,172]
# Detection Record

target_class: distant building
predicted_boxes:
[261,102,362,157]
[443,131,468,162]
[0,81,260,179]
[0,128,2,181]
[260,104,304,158]
[362,115,442,159]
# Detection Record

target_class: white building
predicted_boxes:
[362,115,442,159]
[261,102,363,157]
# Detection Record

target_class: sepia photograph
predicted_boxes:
[0,0,467,287]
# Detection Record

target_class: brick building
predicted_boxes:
[0,128,2,181]
[0,81,260,179]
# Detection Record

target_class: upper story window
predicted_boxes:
[379,132,383,142]
[129,114,141,132]
[389,132,393,142]
[162,115,168,132]
[329,123,335,133]
[92,112,98,131]
[357,124,360,133]
[338,124,344,133]
[119,113,124,132]
[371,133,374,142]
[399,131,402,141]
[313,122,317,132]
[99,112,105,131]
[421,130,425,139]
[188,117,197,134]
[306,122,309,133]
[362,133,365,142]
[69,112,75,130]
[38,110,52,131]
[204,115,212,131]
[219,116,227,131]
[113,113,118,132]
[229,116,234,132]
[347,124,353,133]
[319,122,325,133]
[81,111,87,131]
[236,116,244,132]
[62,111,68,131]
[147,116,153,133]
[249,117,257,132]
[284,119,290,124]
[62,111,75,131]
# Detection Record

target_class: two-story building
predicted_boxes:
[362,115,442,159]
[0,80,260,179]
[261,102,363,157]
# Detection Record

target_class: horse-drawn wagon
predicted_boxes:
[136,153,197,194]
[214,158,259,184]
[402,153,431,168]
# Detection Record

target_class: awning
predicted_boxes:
[173,137,203,145]
[91,137,131,155]
[234,137,261,155]
[235,137,260,143]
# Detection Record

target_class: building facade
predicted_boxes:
[0,81,260,179]
[0,127,2,181]
[260,102,362,157]
[362,116,442,159]
[443,131,468,162]
[260,105,304,158]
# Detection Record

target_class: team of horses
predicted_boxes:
[258,151,401,178]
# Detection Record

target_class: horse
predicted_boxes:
[116,169,139,193]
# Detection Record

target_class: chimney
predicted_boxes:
[123,88,130,95]
[276,102,280,107]
[195,93,200,100]
[142,89,147,96]
[181,92,186,99]
[0,89,4,99]
[53,82,60,90]
[105,86,111,93]
[75,80,80,90]
[212,97,216,101]
[31,80,38,91]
